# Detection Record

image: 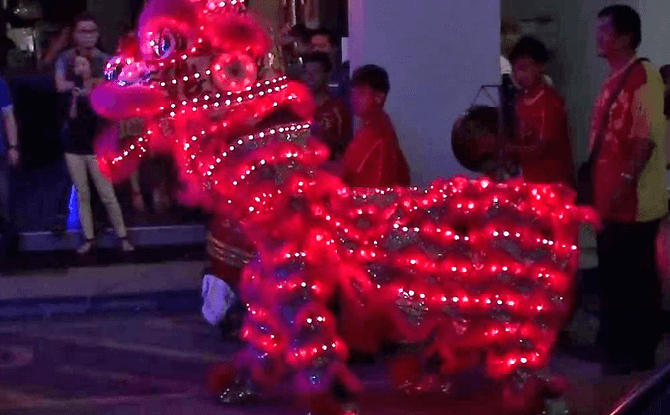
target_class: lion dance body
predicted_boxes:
[90,1,597,413]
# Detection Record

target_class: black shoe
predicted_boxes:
[633,354,656,373]
[7,233,19,256]
[219,300,245,342]
[602,361,634,376]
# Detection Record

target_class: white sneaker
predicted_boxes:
[121,238,135,252]
[76,240,96,255]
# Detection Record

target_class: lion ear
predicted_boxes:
[137,0,200,59]
[201,12,271,58]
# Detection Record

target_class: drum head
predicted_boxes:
[451,106,499,173]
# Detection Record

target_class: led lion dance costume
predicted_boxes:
[91,0,597,413]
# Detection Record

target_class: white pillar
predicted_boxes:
[348,0,501,185]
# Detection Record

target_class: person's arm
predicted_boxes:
[621,83,657,184]
[3,106,18,149]
[507,102,563,158]
[39,28,71,71]
[0,79,19,166]
[3,105,19,167]
[54,53,76,93]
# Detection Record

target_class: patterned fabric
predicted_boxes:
[342,111,410,188]
[589,57,668,223]
[207,215,257,289]
[515,83,574,187]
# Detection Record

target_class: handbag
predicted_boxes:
[576,58,649,205]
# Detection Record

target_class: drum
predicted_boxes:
[451,105,500,174]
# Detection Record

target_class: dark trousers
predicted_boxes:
[0,154,18,255]
[596,219,663,370]
[0,154,10,222]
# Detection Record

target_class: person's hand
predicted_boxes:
[7,148,19,167]
[74,56,92,79]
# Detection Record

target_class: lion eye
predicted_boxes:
[150,28,179,59]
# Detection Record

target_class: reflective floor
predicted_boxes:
[0,312,665,415]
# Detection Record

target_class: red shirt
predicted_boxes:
[342,111,410,188]
[514,83,574,187]
[313,97,352,160]
[589,58,668,223]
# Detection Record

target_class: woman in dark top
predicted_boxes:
[55,13,132,255]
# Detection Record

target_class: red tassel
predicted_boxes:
[205,362,237,395]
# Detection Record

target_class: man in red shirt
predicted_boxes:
[590,5,668,375]
[340,65,410,188]
[507,36,574,187]
[303,52,352,160]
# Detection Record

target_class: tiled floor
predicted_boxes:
[0,312,665,415]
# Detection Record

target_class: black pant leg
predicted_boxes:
[629,220,663,364]
[597,220,663,368]
[597,222,632,365]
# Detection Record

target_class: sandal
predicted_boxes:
[77,239,96,255]
[121,237,135,252]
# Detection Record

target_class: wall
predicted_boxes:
[348,0,500,185]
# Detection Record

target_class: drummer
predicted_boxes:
[506,36,575,187]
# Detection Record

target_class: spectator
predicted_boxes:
[55,13,133,255]
[279,23,311,80]
[337,64,410,188]
[590,5,667,375]
[302,52,352,160]
[309,28,349,100]
[0,75,20,255]
[506,36,574,187]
